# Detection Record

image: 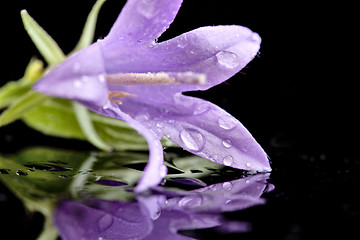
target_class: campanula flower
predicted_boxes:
[34,0,271,192]
[54,175,271,239]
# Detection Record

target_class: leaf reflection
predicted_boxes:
[0,147,273,239]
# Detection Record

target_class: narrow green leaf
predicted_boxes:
[72,102,112,152]
[0,82,31,109]
[72,0,107,52]
[0,90,48,127]
[21,10,65,65]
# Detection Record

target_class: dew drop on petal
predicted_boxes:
[73,80,82,88]
[246,162,251,167]
[178,196,203,209]
[135,114,149,122]
[72,62,81,73]
[179,129,205,152]
[216,51,240,69]
[218,116,237,130]
[222,139,232,148]
[193,103,210,115]
[223,156,233,166]
[98,75,106,83]
[151,210,161,220]
[137,0,157,19]
[222,182,233,191]
[250,33,261,42]
[159,165,167,178]
[210,154,220,163]
[98,214,114,232]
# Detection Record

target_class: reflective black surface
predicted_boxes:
[2,0,358,239]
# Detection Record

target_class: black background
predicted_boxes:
[1,0,358,239]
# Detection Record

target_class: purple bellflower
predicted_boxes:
[34,0,271,192]
[54,175,271,240]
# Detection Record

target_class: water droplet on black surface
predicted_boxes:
[23,163,73,172]
[16,170,28,176]
[0,169,10,174]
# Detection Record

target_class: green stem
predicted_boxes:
[69,152,98,199]
[72,102,112,152]
[36,215,59,240]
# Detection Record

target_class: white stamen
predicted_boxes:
[106,72,206,85]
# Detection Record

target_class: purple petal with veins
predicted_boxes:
[34,0,271,192]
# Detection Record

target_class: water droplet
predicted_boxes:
[98,75,106,83]
[137,0,157,19]
[23,163,72,172]
[222,139,232,148]
[0,169,10,174]
[98,214,113,232]
[151,210,161,220]
[246,162,251,167]
[135,114,149,122]
[73,62,81,73]
[223,156,233,166]
[193,103,210,115]
[73,80,82,88]
[245,179,251,184]
[250,33,261,42]
[159,165,167,178]
[222,182,233,191]
[216,51,240,69]
[218,116,237,130]
[210,154,220,163]
[178,196,203,209]
[156,122,163,128]
[179,128,205,152]
[16,170,28,176]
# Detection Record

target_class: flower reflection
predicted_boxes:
[55,174,272,240]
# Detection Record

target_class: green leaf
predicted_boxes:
[22,98,86,139]
[21,10,65,65]
[0,82,31,109]
[22,98,165,151]
[72,0,107,52]
[0,90,48,127]
[0,147,88,213]
[0,59,44,109]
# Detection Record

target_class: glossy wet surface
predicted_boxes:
[1,121,359,239]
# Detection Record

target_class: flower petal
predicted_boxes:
[101,25,261,93]
[155,25,261,91]
[117,94,271,172]
[106,0,183,44]
[96,102,167,192]
[34,44,108,105]
[54,200,152,240]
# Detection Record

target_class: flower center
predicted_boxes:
[106,72,206,104]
